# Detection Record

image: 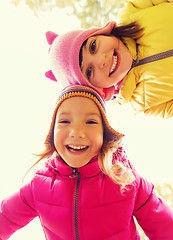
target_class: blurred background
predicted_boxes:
[0,1,172,239]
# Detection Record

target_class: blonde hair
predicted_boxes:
[26,98,134,189]
[98,140,135,190]
[26,136,135,191]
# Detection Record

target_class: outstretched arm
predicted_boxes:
[120,0,172,11]
[118,0,173,24]
[0,183,38,239]
[143,100,173,119]
[134,177,173,239]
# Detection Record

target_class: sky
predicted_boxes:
[0,1,173,239]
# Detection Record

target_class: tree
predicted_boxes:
[11,0,125,28]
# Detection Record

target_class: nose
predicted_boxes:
[69,124,85,139]
[97,53,106,69]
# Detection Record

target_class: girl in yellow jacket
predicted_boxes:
[46,0,173,118]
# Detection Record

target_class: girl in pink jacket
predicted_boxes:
[0,85,173,240]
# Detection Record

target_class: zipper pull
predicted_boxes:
[69,168,78,178]
[131,56,140,69]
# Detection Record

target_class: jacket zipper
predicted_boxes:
[69,168,80,240]
[131,48,173,69]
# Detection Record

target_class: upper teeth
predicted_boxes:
[68,145,87,150]
[110,55,118,74]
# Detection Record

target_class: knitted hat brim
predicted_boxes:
[45,85,124,145]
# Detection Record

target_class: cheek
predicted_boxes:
[92,71,107,87]
[94,132,104,149]
[54,129,64,150]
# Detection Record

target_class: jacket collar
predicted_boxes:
[46,151,102,178]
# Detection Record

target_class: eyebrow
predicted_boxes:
[57,112,71,118]
[58,112,101,118]
[80,39,89,74]
[86,112,101,118]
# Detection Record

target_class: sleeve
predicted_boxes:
[122,0,170,9]
[0,183,38,240]
[134,176,173,239]
[118,0,171,23]
[143,100,173,119]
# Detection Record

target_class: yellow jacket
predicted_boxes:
[117,0,173,118]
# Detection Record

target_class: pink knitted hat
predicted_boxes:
[45,21,117,101]
[45,85,124,145]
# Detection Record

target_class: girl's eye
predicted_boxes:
[89,40,96,54]
[86,67,92,80]
[59,120,70,124]
[86,120,98,124]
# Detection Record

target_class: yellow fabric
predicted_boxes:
[117,1,173,118]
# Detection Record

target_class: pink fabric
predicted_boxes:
[1,150,173,239]
[45,22,117,101]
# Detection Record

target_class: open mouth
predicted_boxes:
[109,52,118,76]
[66,145,89,152]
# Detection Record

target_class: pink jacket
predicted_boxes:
[0,150,173,240]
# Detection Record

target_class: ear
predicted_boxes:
[45,70,57,82]
[45,31,58,45]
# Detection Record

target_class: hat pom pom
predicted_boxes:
[45,70,57,82]
[46,31,58,45]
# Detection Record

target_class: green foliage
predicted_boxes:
[71,0,125,28]
[11,0,125,28]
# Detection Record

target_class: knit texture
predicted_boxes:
[45,85,124,144]
[45,21,117,101]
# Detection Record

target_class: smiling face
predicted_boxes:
[54,97,104,168]
[80,35,133,88]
